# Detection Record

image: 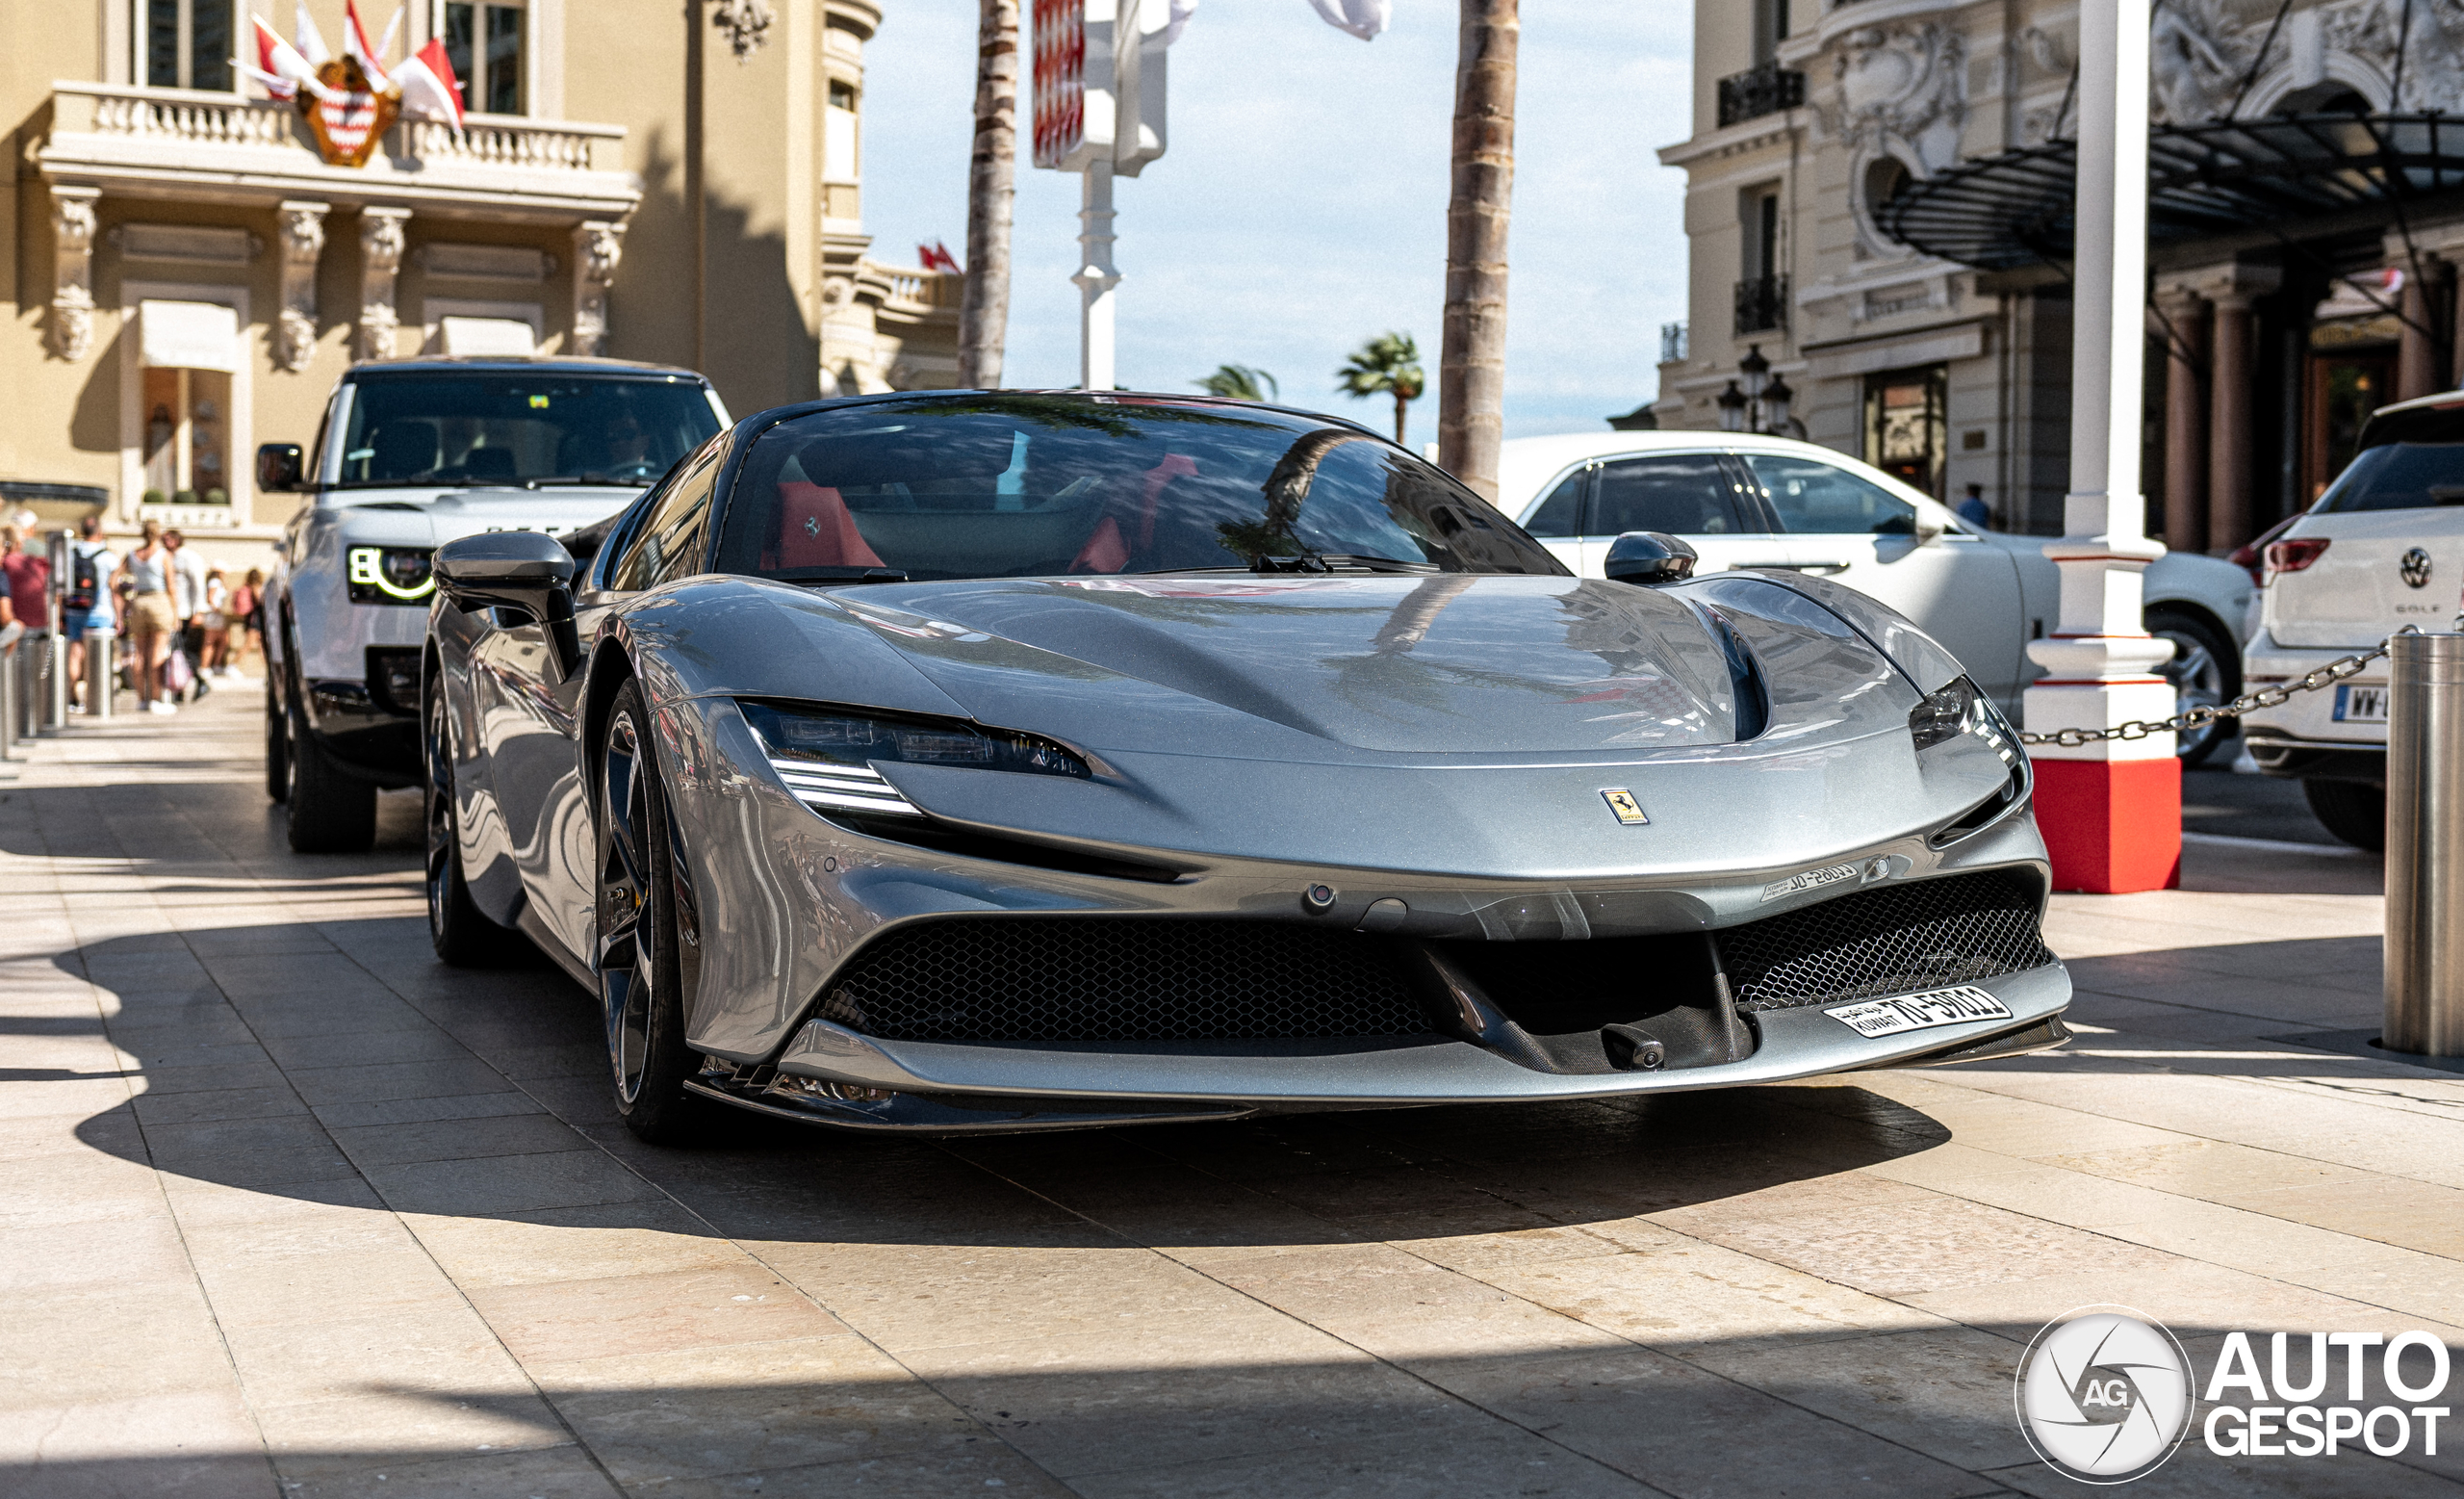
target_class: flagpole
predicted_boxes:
[1073,158,1118,390]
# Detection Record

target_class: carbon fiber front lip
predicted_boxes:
[768,961,2070,1106]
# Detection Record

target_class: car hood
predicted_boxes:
[650,573,1928,763]
[322,486,638,545]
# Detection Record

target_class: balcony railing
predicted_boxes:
[1734,275,1790,336]
[1660,321,1689,364]
[1716,62,1806,128]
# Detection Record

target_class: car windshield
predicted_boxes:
[710,394,1565,582]
[2314,440,2464,512]
[334,374,720,490]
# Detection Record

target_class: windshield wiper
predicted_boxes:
[524,474,654,489]
[770,566,910,586]
[1250,553,1439,575]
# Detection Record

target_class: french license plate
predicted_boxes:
[2334,685,2388,724]
[1825,986,2013,1039]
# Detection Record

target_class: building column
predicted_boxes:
[357,207,412,362]
[47,186,101,363]
[2400,266,2439,402]
[2207,288,2260,553]
[276,201,329,373]
[571,220,625,356]
[2157,290,2208,555]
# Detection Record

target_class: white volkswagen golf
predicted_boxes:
[1499,432,2257,762]
[2240,390,2464,847]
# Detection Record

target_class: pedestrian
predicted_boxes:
[61,516,117,712]
[1,527,48,721]
[164,529,211,701]
[200,567,232,677]
[1955,482,1992,530]
[230,568,264,676]
[116,519,179,714]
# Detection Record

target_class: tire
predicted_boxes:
[598,679,714,1144]
[284,689,378,853]
[2148,608,2239,768]
[2303,778,2385,852]
[265,678,290,803]
[425,675,523,966]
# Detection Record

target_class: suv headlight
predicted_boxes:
[346,546,437,605]
[740,702,1090,818]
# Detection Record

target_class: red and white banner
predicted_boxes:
[1032,0,1088,169]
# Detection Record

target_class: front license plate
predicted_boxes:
[1825,986,2013,1039]
[2333,685,2388,723]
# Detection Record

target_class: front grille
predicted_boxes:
[1715,871,2054,1013]
[818,918,1431,1043]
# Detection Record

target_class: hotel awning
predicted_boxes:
[1880,113,2464,271]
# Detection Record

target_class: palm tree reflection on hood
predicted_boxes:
[1323,574,1482,721]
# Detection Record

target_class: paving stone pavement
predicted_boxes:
[4,687,2463,1497]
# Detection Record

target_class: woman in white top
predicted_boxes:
[200,569,231,676]
[116,519,178,713]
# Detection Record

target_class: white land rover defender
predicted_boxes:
[2242,388,2464,848]
[260,356,727,852]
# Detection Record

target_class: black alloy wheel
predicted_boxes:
[282,684,379,853]
[265,676,290,803]
[2303,778,2385,852]
[597,680,710,1143]
[2149,609,2239,768]
[426,676,522,966]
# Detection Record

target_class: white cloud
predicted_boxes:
[860,2,1693,440]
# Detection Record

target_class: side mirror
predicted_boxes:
[434,530,580,673]
[1603,530,1700,586]
[1912,509,1947,545]
[255,443,304,492]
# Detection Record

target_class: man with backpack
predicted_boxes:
[62,515,118,713]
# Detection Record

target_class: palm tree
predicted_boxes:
[958,0,1019,388]
[1439,0,1517,499]
[1337,332,1425,445]
[1194,364,1279,401]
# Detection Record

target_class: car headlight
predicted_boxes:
[346,546,437,605]
[740,702,1089,817]
[1909,676,2020,766]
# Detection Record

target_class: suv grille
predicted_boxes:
[1715,871,2053,1013]
[818,918,1431,1043]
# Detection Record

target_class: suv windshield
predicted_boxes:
[334,374,720,490]
[2313,442,2464,512]
[711,394,1565,582]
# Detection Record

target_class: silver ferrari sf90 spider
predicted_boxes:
[422,391,2067,1140]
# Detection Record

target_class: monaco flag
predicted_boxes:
[395,39,466,130]
[238,16,333,102]
[1307,0,1389,40]
[344,1,392,90]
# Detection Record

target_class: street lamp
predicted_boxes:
[1738,344,1770,404]
[1759,371,1793,434]
[1716,380,1749,433]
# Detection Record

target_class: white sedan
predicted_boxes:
[1499,432,2257,762]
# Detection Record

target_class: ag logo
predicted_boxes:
[2016,1307,2193,1484]
[2401,547,2433,589]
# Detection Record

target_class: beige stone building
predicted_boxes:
[1654,0,2464,550]
[2,0,957,568]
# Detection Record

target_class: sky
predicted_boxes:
[860,2,1694,443]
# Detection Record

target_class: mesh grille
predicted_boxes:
[818,918,1431,1043]
[1715,871,2054,1013]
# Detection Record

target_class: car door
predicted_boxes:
[1580,451,1795,578]
[479,439,726,961]
[1739,451,2028,701]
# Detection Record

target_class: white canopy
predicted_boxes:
[437,316,538,355]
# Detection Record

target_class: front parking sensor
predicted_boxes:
[1601,1023,1667,1071]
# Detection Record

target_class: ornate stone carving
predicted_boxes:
[358,207,411,363]
[711,0,775,61]
[1827,24,1967,175]
[572,220,626,356]
[277,201,330,373]
[2147,0,2464,121]
[49,187,100,363]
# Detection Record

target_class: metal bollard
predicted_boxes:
[2385,632,2464,1055]
[0,635,15,760]
[43,631,66,731]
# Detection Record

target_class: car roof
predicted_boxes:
[1496,429,1901,510]
[346,355,709,382]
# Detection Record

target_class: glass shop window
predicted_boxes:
[445,0,526,116]
[1863,364,1947,500]
[144,0,235,91]
[141,367,233,504]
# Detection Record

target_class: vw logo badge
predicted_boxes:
[2015,1306,2193,1484]
[2401,547,2433,589]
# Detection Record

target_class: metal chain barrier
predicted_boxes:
[2015,623,2428,748]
